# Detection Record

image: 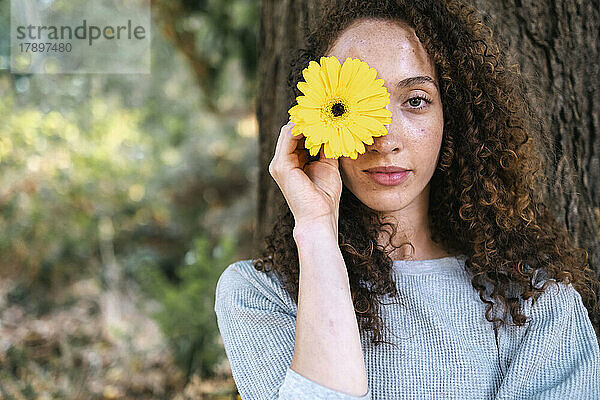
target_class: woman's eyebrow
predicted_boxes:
[395,76,438,90]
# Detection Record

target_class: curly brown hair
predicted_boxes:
[253,0,600,346]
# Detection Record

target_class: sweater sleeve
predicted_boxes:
[494,281,600,399]
[214,261,372,400]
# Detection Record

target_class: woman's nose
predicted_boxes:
[365,124,402,154]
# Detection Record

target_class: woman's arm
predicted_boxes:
[214,260,372,400]
[494,281,600,399]
[220,120,370,399]
[289,218,368,397]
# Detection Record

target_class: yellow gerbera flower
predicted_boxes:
[288,55,392,159]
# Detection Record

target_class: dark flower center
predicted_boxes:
[331,102,345,117]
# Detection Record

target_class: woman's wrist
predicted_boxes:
[293,216,339,244]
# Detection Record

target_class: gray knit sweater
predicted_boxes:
[214,255,600,399]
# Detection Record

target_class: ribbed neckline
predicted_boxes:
[392,254,468,275]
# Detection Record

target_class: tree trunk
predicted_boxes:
[469,0,600,329]
[256,0,600,327]
[255,0,325,247]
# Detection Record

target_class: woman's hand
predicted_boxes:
[268,121,342,231]
[269,122,368,397]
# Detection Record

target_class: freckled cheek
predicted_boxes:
[405,126,440,149]
[339,163,359,186]
[404,114,443,137]
[340,164,371,190]
[405,126,444,170]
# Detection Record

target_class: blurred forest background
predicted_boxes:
[0,0,258,398]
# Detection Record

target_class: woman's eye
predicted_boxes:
[408,98,423,107]
[405,96,432,109]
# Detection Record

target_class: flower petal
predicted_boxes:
[353,83,389,103]
[363,108,393,124]
[338,126,352,157]
[347,123,375,145]
[304,135,317,148]
[355,95,391,112]
[288,104,302,116]
[297,95,322,109]
[354,137,366,154]
[355,115,388,136]
[339,58,359,93]
[317,59,332,97]
[297,81,325,104]
[354,87,389,104]
[324,125,338,156]
[308,144,321,156]
[347,65,377,99]
[321,56,341,97]
[296,108,321,123]
[323,141,334,158]
[302,60,327,95]
[291,123,304,136]
[313,123,331,141]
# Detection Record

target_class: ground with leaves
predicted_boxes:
[0,277,238,400]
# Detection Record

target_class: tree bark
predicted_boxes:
[255,0,324,246]
[469,0,600,329]
[256,0,600,328]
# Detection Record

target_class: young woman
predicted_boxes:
[215,0,600,398]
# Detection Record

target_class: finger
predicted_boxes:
[272,122,291,160]
[297,149,310,168]
[274,121,304,161]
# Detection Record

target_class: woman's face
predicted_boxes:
[326,18,444,215]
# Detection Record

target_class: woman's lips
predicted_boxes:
[365,170,411,186]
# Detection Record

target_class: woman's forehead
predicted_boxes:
[326,19,436,83]
[329,18,418,50]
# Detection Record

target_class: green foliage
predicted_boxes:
[0,25,257,290]
[154,0,259,112]
[0,0,8,69]
[136,234,236,380]
[0,91,150,289]
[0,0,259,389]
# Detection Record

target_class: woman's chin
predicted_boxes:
[360,198,409,214]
